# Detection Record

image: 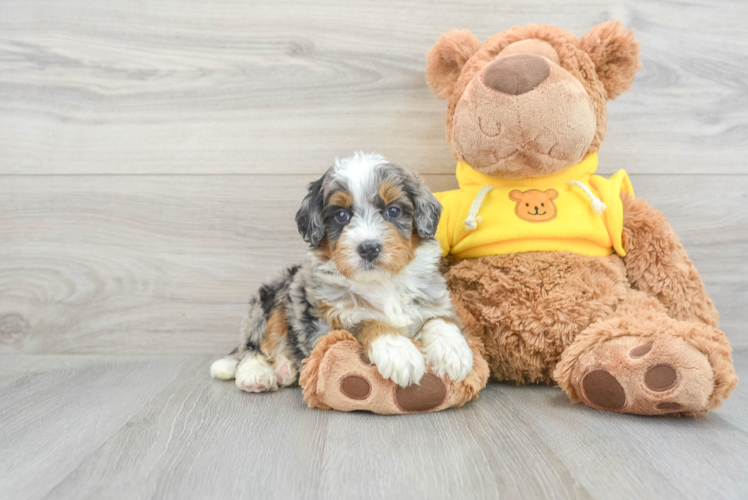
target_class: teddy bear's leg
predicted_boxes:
[621,192,720,327]
[554,290,738,415]
[299,330,489,414]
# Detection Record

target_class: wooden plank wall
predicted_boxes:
[1,0,747,354]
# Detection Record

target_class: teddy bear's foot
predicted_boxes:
[299,330,489,414]
[574,335,713,415]
[555,317,737,416]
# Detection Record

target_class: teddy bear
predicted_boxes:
[423,21,738,415]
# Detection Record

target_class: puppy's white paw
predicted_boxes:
[235,354,278,393]
[272,355,298,387]
[420,319,473,383]
[369,335,426,388]
[210,357,238,380]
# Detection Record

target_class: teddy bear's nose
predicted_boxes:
[483,54,551,96]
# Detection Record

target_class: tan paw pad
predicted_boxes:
[340,375,372,400]
[629,343,653,358]
[394,373,448,412]
[581,369,626,410]
[644,364,678,392]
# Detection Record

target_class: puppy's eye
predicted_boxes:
[334,209,351,224]
[386,206,401,219]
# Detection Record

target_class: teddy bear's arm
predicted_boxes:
[620,192,719,327]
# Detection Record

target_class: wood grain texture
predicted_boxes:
[0,352,745,500]
[0,354,205,499]
[0,0,747,175]
[1,174,746,353]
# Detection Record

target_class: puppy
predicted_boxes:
[210,152,473,392]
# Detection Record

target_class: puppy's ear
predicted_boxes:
[580,21,641,100]
[408,173,442,239]
[295,174,326,248]
[426,30,482,100]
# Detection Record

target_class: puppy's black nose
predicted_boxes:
[357,241,382,262]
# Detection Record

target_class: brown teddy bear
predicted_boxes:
[425,21,738,415]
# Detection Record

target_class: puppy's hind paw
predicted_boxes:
[235,354,279,393]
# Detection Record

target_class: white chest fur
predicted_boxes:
[308,240,454,336]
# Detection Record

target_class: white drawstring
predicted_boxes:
[464,186,494,230]
[568,180,606,214]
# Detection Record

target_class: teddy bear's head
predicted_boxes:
[509,188,558,222]
[426,22,640,179]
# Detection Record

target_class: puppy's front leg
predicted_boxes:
[353,320,425,387]
[418,317,473,383]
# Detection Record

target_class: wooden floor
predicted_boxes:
[1,0,747,498]
[0,353,745,500]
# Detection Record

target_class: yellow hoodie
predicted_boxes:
[434,153,634,259]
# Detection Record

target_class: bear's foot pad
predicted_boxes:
[581,369,626,410]
[575,335,714,415]
[393,373,448,412]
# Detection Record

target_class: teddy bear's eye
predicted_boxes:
[526,203,529,207]
[541,203,545,207]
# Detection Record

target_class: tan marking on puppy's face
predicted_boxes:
[328,191,353,209]
[509,189,558,222]
[331,219,419,278]
[375,180,423,274]
[331,233,359,279]
[379,181,405,206]
[378,224,416,274]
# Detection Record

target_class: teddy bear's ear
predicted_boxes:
[580,21,641,100]
[509,190,524,202]
[425,30,482,100]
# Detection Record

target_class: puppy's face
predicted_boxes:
[296,153,441,281]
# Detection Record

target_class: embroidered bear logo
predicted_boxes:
[509,189,559,222]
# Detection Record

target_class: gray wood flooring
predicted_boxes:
[0,353,746,500]
[1,0,747,498]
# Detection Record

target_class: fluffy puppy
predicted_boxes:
[210,152,473,392]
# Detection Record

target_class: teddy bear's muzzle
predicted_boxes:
[451,57,597,179]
